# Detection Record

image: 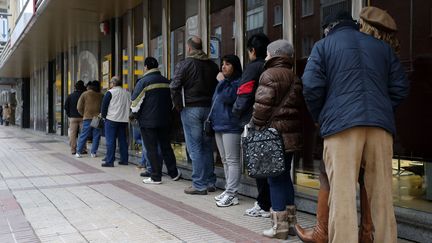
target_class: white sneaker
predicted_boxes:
[172,169,182,181]
[75,153,82,158]
[90,153,97,158]
[244,201,270,218]
[142,178,162,184]
[214,191,227,201]
[216,194,239,207]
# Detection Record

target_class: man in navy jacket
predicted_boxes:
[302,11,408,243]
[132,57,181,184]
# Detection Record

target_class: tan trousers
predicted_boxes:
[69,118,83,153]
[323,127,397,243]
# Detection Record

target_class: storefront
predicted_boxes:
[1,0,430,241]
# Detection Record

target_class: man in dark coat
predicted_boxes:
[64,80,86,154]
[302,11,409,243]
[132,57,181,184]
[170,36,219,195]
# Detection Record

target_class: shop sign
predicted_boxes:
[210,38,220,59]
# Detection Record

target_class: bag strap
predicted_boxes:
[206,95,218,122]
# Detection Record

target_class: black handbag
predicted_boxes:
[90,115,104,129]
[242,93,291,178]
[242,126,286,178]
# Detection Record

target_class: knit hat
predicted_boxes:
[267,40,294,58]
[360,6,397,32]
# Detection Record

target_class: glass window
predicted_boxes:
[301,36,314,57]
[210,0,236,62]
[169,0,200,165]
[245,0,283,62]
[170,0,199,78]
[150,1,164,75]
[274,5,282,25]
[133,4,144,85]
[302,0,314,17]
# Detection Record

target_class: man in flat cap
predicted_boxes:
[301,10,408,243]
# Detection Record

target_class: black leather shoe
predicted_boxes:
[101,163,114,167]
[118,162,128,165]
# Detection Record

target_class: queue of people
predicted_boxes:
[63,6,408,242]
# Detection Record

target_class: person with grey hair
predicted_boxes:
[250,39,303,239]
[100,76,131,167]
[301,10,408,243]
[170,36,219,194]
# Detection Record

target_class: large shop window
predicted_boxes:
[169,0,199,165]
[210,0,236,65]
[293,0,432,213]
[245,0,283,62]
[133,3,144,86]
[150,1,164,75]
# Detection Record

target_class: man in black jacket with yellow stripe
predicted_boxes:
[132,57,181,184]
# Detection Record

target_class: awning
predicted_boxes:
[0,0,142,78]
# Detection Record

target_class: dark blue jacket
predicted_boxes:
[210,77,242,134]
[131,70,173,128]
[232,59,265,125]
[302,22,409,137]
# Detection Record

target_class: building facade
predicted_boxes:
[0,0,431,241]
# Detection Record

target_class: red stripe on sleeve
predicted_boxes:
[237,80,255,95]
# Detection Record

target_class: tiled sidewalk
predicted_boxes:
[0,127,411,243]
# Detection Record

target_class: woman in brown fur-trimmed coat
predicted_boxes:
[251,39,303,240]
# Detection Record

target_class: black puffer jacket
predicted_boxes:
[252,56,303,152]
[170,50,219,109]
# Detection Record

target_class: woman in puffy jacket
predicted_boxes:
[210,54,243,208]
[251,40,303,239]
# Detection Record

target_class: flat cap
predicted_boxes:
[360,6,397,32]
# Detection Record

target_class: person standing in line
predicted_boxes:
[251,40,303,239]
[76,81,104,158]
[0,104,3,125]
[170,36,219,194]
[132,57,181,184]
[64,80,86,155]
[295,7,403,243]
[301,10,408,243]
[232,33,272,217]
[100,76,131,167]
[210,55,243,207]
[3,104,11,126]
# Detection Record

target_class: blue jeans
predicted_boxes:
[133,125,142,144]
[267,153,295,211]
[104,120,128,164]
[181,107,216,190]
[77,119,101,154]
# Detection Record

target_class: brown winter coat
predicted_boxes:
[77,90,103,120]
[252,56,303,152]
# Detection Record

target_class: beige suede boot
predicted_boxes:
[262,208,289,239]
